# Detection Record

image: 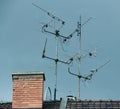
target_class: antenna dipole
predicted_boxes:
[42,38,73,100]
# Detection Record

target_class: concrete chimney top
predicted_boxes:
[12,71,45,80]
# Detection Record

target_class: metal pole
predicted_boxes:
[54,61,57,101]
[77,16,82,100]
[54,32,59,101]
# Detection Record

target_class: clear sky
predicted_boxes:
[0,0,120,101]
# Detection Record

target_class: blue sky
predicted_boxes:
[0,0,120,101]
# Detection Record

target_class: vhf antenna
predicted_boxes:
[33,3,74,100]
[42,38,73,101]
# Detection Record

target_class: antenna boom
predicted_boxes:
[32,3,65,24]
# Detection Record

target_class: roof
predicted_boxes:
[1,100,120,109]
[0,102,12,109]
[43,100,120,109]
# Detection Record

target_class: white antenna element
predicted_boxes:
[90,60,111,73]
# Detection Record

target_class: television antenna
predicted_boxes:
[32,3,110,101]
[69,16,93,100]
[42,15,93,100]
[68,16,111,100]
[33,3,75,100]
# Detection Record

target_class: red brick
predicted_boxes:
[12,72,45,108]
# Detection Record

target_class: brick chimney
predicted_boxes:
[12,72,45,109]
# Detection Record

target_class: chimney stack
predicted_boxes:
[12,72,45,109]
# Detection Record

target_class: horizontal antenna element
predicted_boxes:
[90,60,111,73]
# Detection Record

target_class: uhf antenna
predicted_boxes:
[69,16,93,100]
[32,3,65,25]
[67,16,99,100]
[32,3,74,43]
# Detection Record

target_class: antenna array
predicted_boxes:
[33,4,110,101]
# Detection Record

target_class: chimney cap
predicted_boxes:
[12,71,45,80]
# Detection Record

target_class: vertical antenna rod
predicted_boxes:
[77,16,82,100]
[54,33,59,101]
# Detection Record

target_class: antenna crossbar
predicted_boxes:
[68,68,91,80]
[43,29,72,40]
[43,55,73,64]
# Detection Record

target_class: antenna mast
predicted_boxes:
[71,16,92,100]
